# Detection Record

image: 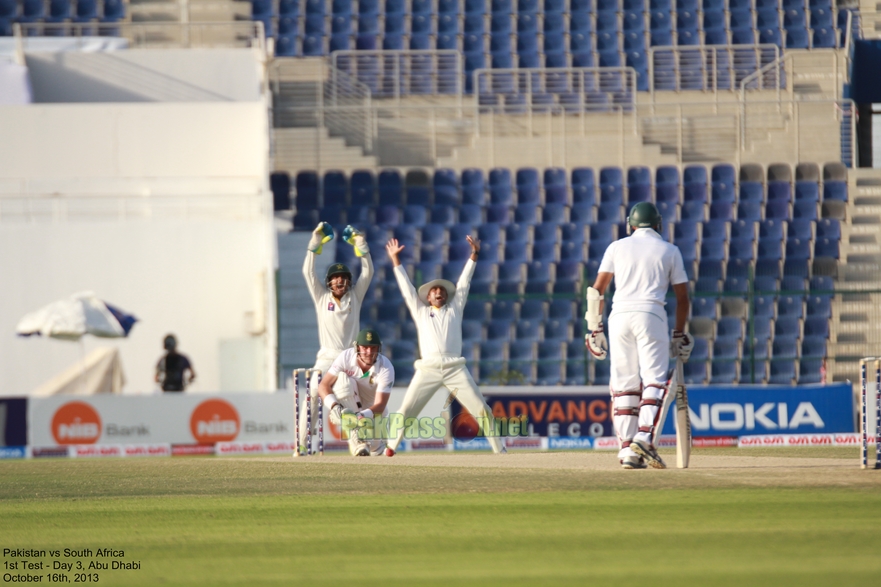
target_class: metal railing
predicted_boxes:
[331,49,463,100]
[474,66,637,113]
[650,45,780,97]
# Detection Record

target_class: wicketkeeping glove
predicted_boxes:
[670,330,694,362]
[342,225,369,257]
[585,323,608,360]
[308,222,334,254]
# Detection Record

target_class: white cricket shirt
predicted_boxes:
[393,259,475,359]
[598,228,688,314]
[303,252,374,357]
[327,347,395,398]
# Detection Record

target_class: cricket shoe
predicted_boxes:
[621,456,646,470]
[370,442,388,457]
[630,439,666,469]
[384,447,396,457]
[350,442,370,457]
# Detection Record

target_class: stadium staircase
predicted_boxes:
[128,0,248,44]
[271,57,380,170]
[829,168,881,382]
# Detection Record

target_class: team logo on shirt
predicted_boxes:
[327,302,335,311]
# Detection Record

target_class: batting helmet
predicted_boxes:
[325,263,352,288]
[627,202,663,235]
[354,328,382,348]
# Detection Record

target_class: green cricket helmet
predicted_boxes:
[354,328,382,365]
[325,263,352,288]
[627,201,663,235]
[354,328,382,349]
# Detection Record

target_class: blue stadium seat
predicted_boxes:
[807,294,834,318]
[519,299,545,322]
[815,218,841,240]
[514,319,541,342]
[504,240,530,263]
[536,341,566,385]
[655,165,680,190]
[801,335,827,358]
[600,169,624,206]
[322,171,348,209]
[823,181,847,202]
[814,238,839,259]
[803,315,829,339]
[572,168,597,206]
[505,223,530,245]
[794,180,820,204]
[524,261,553,294]
[459,169,485,206]
[516,167,541,205]
[377,170,403,206]
[553,261,581,294]
[691,297,718,320]
[786,25,810,48]
[497,261,525,295]
[684,337,710,384]
[767,181,792,203]
[596,203,624,224]
[813,27,836,48]
[731,28,756,45]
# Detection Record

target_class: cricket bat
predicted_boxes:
[674,358,692,468]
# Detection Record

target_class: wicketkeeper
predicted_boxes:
[297,222,373,455]
[586,202,693,469]
[317,328,394,456]
[384,235,505,455]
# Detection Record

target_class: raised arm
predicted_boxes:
[386,238,419,316]
[353,253,374,301]
[302,222,333,301]
[452,236,480,312]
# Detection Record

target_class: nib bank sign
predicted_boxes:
[658,383,855,436]
[190,399,240,444]
[52,401,102,444]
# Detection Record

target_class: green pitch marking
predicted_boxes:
[1,454,879,587]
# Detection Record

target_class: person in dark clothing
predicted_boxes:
[155,334,196,392]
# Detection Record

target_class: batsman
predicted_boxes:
[585,202,693,469]
[317,328,394,456]
[297,222,374,455]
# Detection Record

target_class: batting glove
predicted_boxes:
[585,323,608,360]
[308,222,334,254]
[670,330,694,362]
[328,404,358,426]
[342,225,369,257]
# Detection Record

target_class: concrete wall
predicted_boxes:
[0,102,268,182]
[25,48,263,103]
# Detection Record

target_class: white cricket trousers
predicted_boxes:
[388,357,504,453]
[608,310,670,458]
[331,372,388,455]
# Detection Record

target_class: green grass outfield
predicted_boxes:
[2,448,880,586]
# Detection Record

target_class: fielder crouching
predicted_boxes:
[586,202,693,470]
[318,328,394,456]
[384,235,505,455]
